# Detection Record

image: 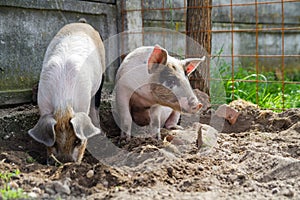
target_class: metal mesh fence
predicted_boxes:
[120,0,300,111]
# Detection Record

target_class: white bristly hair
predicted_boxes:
[38,33,97,116]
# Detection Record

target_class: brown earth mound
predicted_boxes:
[0,100,299,199]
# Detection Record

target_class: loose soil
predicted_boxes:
[0,99,299,199]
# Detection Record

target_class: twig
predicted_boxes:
[197,124,203,149]
[50,154,63,166]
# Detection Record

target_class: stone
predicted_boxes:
[86,170,94,178]
[215,104,240,125]
[53,180,71,195]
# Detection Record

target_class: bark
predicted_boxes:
[186,0,212,95]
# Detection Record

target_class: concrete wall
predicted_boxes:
[142,0,188,57]
[0,0,117,106]
[0,0,299,106]
[143,0,186,32]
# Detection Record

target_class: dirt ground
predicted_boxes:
[0,98,299,199]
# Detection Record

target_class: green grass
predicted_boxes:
[1,188,27,200]
[25,156,36,164]
[0,169,28,200]
[213,47,300,110]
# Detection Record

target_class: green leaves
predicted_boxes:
[0,169,28,200]
[215,54,300,110]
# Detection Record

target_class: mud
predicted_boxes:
[0,99,299,199]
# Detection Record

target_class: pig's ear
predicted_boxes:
[70,112,101,139]
[148,45,168,74]
[184,56,206,76]
[28,114,56,147]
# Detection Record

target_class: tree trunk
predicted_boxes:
[186,0,212,95]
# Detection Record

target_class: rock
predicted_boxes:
[228,174,238,183]
[45,187,56,195]
[170,137,185,145]
[53,180,71,195]
[42,193,50,199]
[167,167,173,178]
[193,89,211,112]
[3,134,11,140]
[165,135,174,142]
[8,181,19,189]
[27,192,39,199]
[86,170,94,178]
[197,165,204,171]
[272,188,279,194]
[31,187,42,195]
[215,104,240,125]
[102,180,109,188]
[282,188,294,198]
[196,124,203,149]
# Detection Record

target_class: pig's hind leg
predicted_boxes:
[149,105,164,140]
[115,87,133,142]
[89,75,104,129]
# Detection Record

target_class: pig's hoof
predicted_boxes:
[156,134,161,140]
[150,133,161,140]
[125,136,131,142]
[166,125,184,130]
[118,134,131,145]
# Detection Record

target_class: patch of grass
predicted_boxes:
[0,169,28,200]
[26,156,36,164]
[213,47,300,110]
[1,187,27,200]
[0,169,20,184]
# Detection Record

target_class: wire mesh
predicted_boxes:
[120,0,300,111]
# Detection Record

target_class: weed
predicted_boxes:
[0,169,28,200]
[213,50,300,110]
[26,156,36,164]
[1,187,27,200]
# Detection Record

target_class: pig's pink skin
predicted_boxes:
[163,109,182,130]
[115,45,204,141]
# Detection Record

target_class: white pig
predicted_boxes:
[114,45,205,141]
[28,22,105,163]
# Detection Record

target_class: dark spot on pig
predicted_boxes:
[150,83,178,106]
[164,76,178,88]
[131,108,151,126]
[158,67,180,89]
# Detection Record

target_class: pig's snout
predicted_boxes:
[47,153,73,165]
[179,97,202,114]
[188,97,202,113]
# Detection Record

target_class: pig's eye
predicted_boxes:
[74,138,81,147]
[165,77,178,88]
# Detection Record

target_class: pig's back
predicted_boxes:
[38,24,103,115]
[116,46,154,81]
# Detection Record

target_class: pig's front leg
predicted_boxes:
[164,110,183,130]
[89,95,100,128]
[149,105,163,140]
[120,110,132,141]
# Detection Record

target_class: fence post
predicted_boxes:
[186,0,212,95]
